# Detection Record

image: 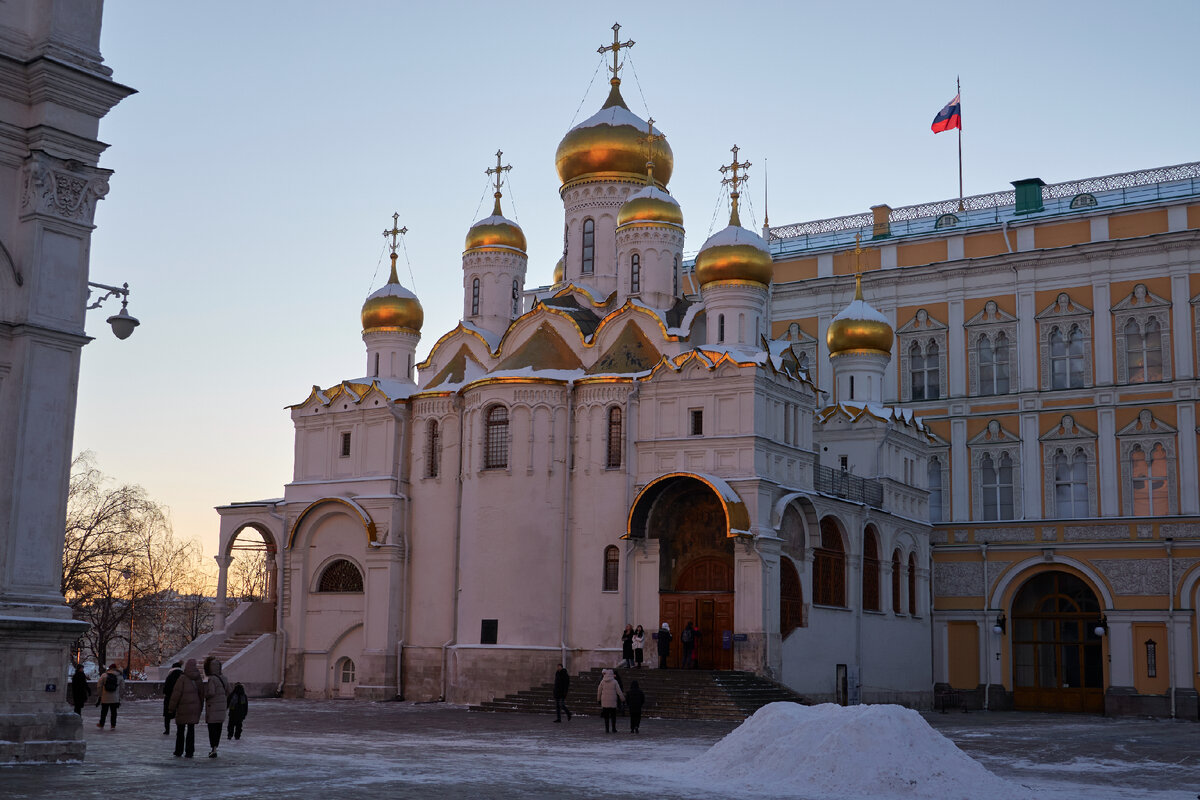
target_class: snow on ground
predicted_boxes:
[688,703,1032,800]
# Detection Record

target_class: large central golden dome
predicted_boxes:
[556,80,673,188]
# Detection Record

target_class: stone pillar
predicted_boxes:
[213,555,231,631]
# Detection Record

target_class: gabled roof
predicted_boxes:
[494,321,584,372]
[422,344,487,390]
[536,294,602,339]
[815,402,932,439]
[588,321,662,374]
[288,378,414,409]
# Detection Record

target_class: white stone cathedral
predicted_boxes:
[203,29,936,706]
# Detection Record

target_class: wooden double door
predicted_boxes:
[658,593,734,670]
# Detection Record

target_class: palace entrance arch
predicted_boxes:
[1010,570,1105,713]
[629,474,745,670]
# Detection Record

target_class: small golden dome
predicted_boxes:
[826,274,893,355]
[362,256,423,334]
[617,185,683,228]
[694,225,772,287]
[464,196,526,253]
[556,81,673,188]
[552,256,564,284]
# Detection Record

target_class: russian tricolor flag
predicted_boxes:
[931,94,961,133]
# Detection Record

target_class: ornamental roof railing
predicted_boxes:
[766,161,1200,241]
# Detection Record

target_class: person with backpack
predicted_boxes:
[95,663,124,729]
[168,658,204,758]
[162,661,183,735]
[681,621,695,669]
[68,664,90,716]
[203,656,231,758]
[227,682,249,740]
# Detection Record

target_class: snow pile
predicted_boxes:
[690,703,1032,800]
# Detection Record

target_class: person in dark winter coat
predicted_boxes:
[620,624,634,668]
[68,664,90,715]
[162,661,183,734]
[681,621,696,669]
[168,658,204,757]
[595,669,625,733]
[227,682,249,740]
[656,622,672,668]
[203,656,231,758]
[626,680,645,733]
[95,663,124,728]
[632,625,645,668]
[552,664,572,723]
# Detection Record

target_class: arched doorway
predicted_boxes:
[1011,570,1104,713]
[335,657,357,698]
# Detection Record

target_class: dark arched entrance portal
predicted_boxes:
[1011,570,1104,713]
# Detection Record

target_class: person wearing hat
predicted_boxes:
[656,622,672,669]
[168,658,204,758]
[68,664,90,716]
[162,661,183,735]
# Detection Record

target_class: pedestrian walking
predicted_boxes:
[162,661,183,734]
[202,656,231,758]
[595,668,624,734]
[68,664,90,716]
[552,664,573,723]
[95,663,124,729]
[227,682,249,740]
[168,658,204,758]
[620,624,634,668]
[626,680,645,733]
[612,668,625,715]
[656,622,672,668]
[632,625,645,668]
[681,621,696,669]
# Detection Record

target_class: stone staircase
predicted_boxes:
[470,668,809,720]
[206,632,264,665]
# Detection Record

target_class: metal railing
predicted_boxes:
[813,464,884,509]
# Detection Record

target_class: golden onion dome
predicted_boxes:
[552,256,564,284]
[362,256,423,334]
[826,274,893,355]
[617,185,683,228]
[556,80,673,188]
[694,222,772,287]
[464,196,526,253]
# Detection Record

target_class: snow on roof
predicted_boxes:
[469,213,521,230]
[699,224,769,253]
[817,401,930,436]
[690,702,1033,800]
[570,104,656,133]
[343,377,419,401]
[623,185,680,207]
[458,320,502,351]
[833,297,889,324]
[367,282,418,301]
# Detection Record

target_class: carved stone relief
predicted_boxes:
[20,151,112,226]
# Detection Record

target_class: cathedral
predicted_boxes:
[206,26,934,707]
[200,26,1199,718]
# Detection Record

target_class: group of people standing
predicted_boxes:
[552,664,645,734]
[621,621,702,670]
[161,657,249,758]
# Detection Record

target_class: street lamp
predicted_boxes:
[87,281,140,339]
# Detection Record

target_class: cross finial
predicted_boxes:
[638,117,666,185]
[485,149,512,216]
[598,22,635,83]
[719,144,752,227]
[382,212,407,283]
[853,232,864,300]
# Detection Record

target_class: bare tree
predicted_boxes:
[228,549,270,602]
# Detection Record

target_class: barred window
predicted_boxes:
[689,409,703,437]
[813,518,845,607]
[606,406,622,468]
[891,550,902,613]
[426,420,441,479]
[673,254,680,296]
[978,332,1010,395]
[512,279,520,318]
[862,527,881,611]
[581,218,595,274]
[340,432,351,458]
[318,559,363,593]
[907,553,918,615]
[603,545,619,592]
[484,405,509,470]
[471,277,480,316]
[630,253,640,293]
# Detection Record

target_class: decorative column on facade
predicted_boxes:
[213,554,231,631]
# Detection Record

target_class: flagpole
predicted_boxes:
[957,75,964,211]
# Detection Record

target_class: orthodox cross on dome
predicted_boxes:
[598,22,634,83]
[719,144,752,227]
[638,118,666,185]
[853,232,864,300]
[485,149,512,216]
[382,212,408,283]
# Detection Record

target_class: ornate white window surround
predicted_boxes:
[968,420,1022,521]
[784,324,818,382]
[897,309,948,402]
[1037,292,1093,390]
[1117,409,1177,516]
[1039,414,1098,519]
[1112,284,1171,384]
[965,300,1019,396]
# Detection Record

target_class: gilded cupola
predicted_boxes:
[552,256,564,284]
[555,25,673,189]
[826,272,893,356]
[465,151,526,253]
[693,146,772,287]
[364,217,423,334]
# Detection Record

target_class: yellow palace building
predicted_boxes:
[763,164,1200,716]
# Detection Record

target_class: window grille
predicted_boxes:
[606,406,622,468]
[426,421,441,478]
[581,218,594,274]
[471,277,480,316]
[340,432,351,458]
[689,409,703,436]
[318,559,363,592]
[512,279,520,318]
[484,405,509,469]
[630,253,640,293]
[1145,640,1157,678]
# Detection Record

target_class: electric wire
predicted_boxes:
[567,53,605,129]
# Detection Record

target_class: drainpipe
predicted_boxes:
[267,503,287,696]
[396,531,409,700]
[1166,537,1176,719]
[559,384,576,667]
[981,541,989,711]
[441,395,466,702]
[1001,219,1014,253]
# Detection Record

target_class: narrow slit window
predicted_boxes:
[340,432,352,458]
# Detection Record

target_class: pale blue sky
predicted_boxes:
[79,0,1199,558]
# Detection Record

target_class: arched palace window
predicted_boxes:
[862,527,881,612]
[813,519,845,607]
